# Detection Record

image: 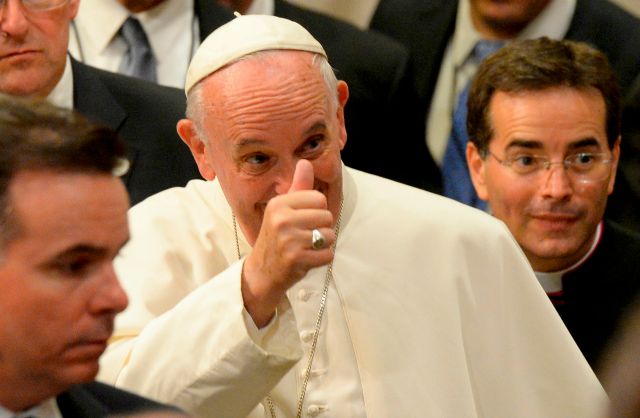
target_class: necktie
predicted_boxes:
[442,40,504,210]
[118,17,157,83]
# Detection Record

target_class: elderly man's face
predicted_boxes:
[0,0,79,97]
[469,0,551,38]
[467,87,619,272]
[0,170,129,409]
[181,51,348,245]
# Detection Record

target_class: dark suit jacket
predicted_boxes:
[198,0,442,192]
[194,0,235,42]
[371,0,640,104]
[607,76,640,232]
[56,381,180,417]
[556,221,640,376]
[71,58,201,205]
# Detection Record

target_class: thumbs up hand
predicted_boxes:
[288,158,316,192]
[242,160,335,327]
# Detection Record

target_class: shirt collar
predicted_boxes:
[246,0,275,15]
[73,0,194,66]
[452,0,576,68]
[518,0,576,40]
[0,398,63,418]
[451,0,480,70]
[73,0,129,55]
[47,54,74,110]
[136,0,194,65]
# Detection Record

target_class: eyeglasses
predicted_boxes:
[0,0,68,12]
[487,150,613,183]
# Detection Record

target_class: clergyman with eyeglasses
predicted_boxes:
[466,37,640,380]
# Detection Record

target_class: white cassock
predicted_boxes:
[101,166,607,418]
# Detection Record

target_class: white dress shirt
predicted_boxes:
[426,0,576,164]
[245,0,275,15]
[0,398,62,418]
[47,55,74,110]
[68,0,197,89]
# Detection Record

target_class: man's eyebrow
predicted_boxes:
[234,138,265,149]
[54,237,130,259]
[41,246,107,268]
[567,137,602,150]
[505,139,543,150]
[58,245,105,257]
[503,137,604,153]
[233,122,328,150]
[303,121,328,136]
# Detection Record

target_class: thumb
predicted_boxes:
[288,159,314,193]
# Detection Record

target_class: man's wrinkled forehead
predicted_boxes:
[185,14,326,95]
[201,51,331,129]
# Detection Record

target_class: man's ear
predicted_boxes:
[607,136,621,195]
[466,141,489,200]
[68,0,80,18]
[336,81,349,150]
[177,119,216,180]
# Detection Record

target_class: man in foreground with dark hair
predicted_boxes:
[0,96,184,417]
[466,37,640,376]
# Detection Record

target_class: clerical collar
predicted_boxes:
[0,398,62,418]
[535,221,603,293]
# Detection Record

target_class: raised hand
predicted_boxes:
[241,160,336,327]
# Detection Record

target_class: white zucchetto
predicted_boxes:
[185,15,327,94]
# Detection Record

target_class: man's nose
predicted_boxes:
[274,160,298,195]
[0,0,30,39]
[90,264,129,315]
[540,165,574,199]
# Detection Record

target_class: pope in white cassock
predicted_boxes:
[99,14,607,418]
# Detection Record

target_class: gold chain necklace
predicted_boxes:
[232,197,344,418]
